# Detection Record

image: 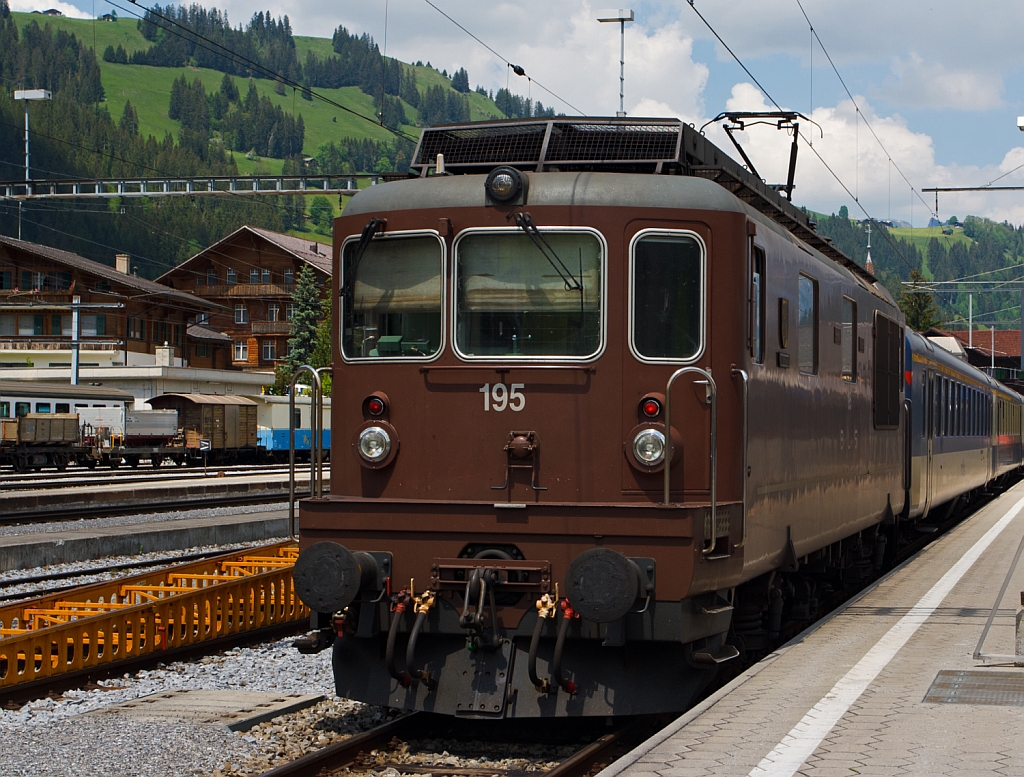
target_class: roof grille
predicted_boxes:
[407,117,875,285]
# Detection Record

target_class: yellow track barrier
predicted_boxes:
[0,542,306,691]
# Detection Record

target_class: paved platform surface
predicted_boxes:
[601,482,1024,777]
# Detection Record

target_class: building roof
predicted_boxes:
[0,235,223,312]
[148,393,257,407]
[155,225,332,283]
[945,329,1022,359]
[0,380,134,402]
[186,324,233,343]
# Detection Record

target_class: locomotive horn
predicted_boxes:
[293,541,379,613]
[564,548,642,623]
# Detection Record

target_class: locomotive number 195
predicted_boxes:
[480,383,525,412]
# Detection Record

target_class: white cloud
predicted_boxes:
[10,0,91,19]
[882,54,1003,111]
[712,83,1024,226]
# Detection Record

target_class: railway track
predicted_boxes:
[254,712,660,777]
[0,463,328,491]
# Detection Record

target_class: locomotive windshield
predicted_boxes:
[631,232,704,361]
[341,233,443,359]
[455,230,602,358]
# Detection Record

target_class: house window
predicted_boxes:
[0,270,11,289]
[234,340,248,361]
[285,303,296,322]
[61,315,71,337]
[250,268,259,284]
[797,274,818,374]
[195,312,209,325]
[82,314,106,336]
[262,340,276,361]
[262,269,271,283]
[207,268,217,284]
[19,315,42,336]
[227,268,237,284]
[284,269,294,285]
[235,304,249,324]
[196,342,211,358]
[267,303,280,322]
[0,314,14,335]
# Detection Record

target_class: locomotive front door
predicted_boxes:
[621,226,711,497]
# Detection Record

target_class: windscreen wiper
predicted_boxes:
[512,212,583,291]
[340,219,386,300]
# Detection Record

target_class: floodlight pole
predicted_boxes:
[598,10,634,117]
[14,89,52,240]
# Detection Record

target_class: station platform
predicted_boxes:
[601,481,1024,777]
[0,470,321,517]
[0,504,293,571]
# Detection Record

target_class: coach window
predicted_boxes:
[456,229,603,359]
[35,403,51,414]
[798,274,818,374]
[630,231,703,362]
[342,232,443,360]
[56,403,69,414]
[15,402,29,417]
[842,296,856,382]
[0,401,8,417]
[751,247,765,363]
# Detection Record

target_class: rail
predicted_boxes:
[663,367,718,556]
[0,542,306,692]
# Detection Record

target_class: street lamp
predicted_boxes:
[597,9,634,117]
[14,88,51,241]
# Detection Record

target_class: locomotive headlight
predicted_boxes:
[358,426,391,462]
[632,429,665,464]
[485,166,522,203]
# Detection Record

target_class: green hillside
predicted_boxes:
[10,12,504,162]
[889,225,974,253]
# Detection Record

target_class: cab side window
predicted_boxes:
[751,247,765,363]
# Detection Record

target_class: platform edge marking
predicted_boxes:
[748,493,1024,777]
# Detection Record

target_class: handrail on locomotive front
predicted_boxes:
[663,366,718,555]
[289,365,328,541]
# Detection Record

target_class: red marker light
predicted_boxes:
[642,398,661,418]
[367,397,385,416]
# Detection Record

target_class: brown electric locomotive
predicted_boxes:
[292,117,908,718]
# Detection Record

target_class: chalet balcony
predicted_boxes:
[198,283,295,297]
[251,321,292,334]
[0,340,120,350]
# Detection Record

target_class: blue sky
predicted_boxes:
[24,0,1024,227]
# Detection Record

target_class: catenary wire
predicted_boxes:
[420,0,585,115]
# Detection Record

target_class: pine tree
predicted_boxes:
[286,265,323,368]
[900,270,942,332]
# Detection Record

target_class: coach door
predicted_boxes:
[922,368,936,519]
